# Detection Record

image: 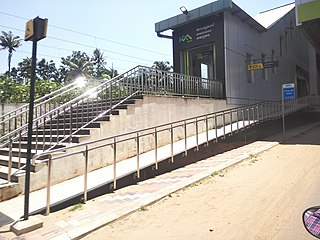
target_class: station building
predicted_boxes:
[155,0,320,104]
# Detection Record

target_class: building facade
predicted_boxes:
[155,0,319,104]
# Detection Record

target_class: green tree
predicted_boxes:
[91,48,108,78]
[11,57,32,84]
[106,65,119,78]
[37,58,60,82]
[60,51,93,83]
[152,61,172,72]
[0,31,22,75]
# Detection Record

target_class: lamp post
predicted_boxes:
[24,16,48,220]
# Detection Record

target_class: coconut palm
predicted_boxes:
[152,61,172,72]
[92,48,107,78]
[0,31,22,75]
[60,51,93,83]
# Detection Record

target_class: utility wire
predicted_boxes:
[0,24,156,64]
[0,10,170,57]
[47,36,154,63]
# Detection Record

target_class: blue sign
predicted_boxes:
[282,83,295,100]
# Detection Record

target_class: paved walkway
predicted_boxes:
[0,120,253,223]
[0,120,318,239]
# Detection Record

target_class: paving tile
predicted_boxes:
[6,121,319,240]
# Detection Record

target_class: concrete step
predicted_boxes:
[43,122,102,129]
[20,134,90,143]
[0,148,46,160]
[0,155,37,171]
[47,115,110,124]
[32,128,91,136]
[11,141,66,150]
[0,165,25,182]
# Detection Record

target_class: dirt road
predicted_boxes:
[84,125,320,240]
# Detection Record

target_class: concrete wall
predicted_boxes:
[0,103,25,116]
[28,96,237,192]
[224,9,317,104]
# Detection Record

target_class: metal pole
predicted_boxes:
[46,155,52,216]
[84,145,88,203]
[24,19,38,220]
[282,90,285,139]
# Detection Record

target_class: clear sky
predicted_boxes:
[0,0,293,74]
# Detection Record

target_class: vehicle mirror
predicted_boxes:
[303,206,320,239]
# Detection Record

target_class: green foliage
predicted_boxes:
[0,48,121,103]
[152,61,172,72]
[0,74,62,103]
[61,51,94,83]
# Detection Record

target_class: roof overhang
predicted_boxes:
[296,0,320,54]
[155,0,267,34]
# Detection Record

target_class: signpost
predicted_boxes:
[282,83,295,138]
[24,16,48,221]
[247,63,264,71]
[248,61,279,71]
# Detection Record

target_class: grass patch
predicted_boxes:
[69,203,84,212]
[249,154,259,164]
[139,205,147,211]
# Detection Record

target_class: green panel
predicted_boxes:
[298,0,320,23]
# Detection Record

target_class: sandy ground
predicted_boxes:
[83,126,320,240]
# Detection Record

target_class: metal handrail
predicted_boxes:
[38,99,305,215]
[2,65,226,184]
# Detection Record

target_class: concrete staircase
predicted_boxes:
[0,96,142,201]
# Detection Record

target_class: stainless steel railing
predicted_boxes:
[1,65,225,183]
[28,97,310,215]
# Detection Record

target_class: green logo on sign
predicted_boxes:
[179,34,192,43]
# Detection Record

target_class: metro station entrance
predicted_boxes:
[180,44,216,80]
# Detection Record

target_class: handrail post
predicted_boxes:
[184,121,188,156]
[136,133,140,178]
[205,116,209,146]
[195,119,199,151]
[8,139,12,182]
[84,145,88,203]
[113,137,117,189]
[18,131,22,169]
[170,124,174,162]
[230,110,233,136]
[154,128,158,170]
[242,109,245,129]
[215,114,218,142]
[46,154,52,216]
[236,109,239,132]
[223,113,226,138]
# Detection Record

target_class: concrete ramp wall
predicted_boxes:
[29,96,235,192]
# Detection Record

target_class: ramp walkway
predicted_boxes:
[1,119,319,239]
[0,119,253,222]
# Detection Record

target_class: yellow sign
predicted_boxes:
[25,19,34,41]
[248,63,264,71]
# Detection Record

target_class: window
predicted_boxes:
[272,50,276,74]
[280,36,283,57]
[262,54,267,80]
[289,21,293,39]
[246,53,254,83]
[285,31,288,50]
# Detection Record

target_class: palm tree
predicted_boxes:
[61,51,93,83]
[92,48,107,78]
[0,31,22,75]
[152,61,172,72]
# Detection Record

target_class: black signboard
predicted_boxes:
[263,61,279,68]
[174,14,223,49]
